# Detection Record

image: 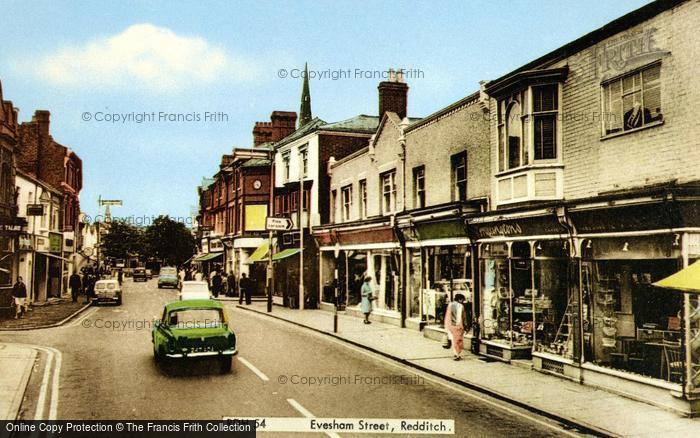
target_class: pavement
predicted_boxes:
[0,343,36,420]
[0,279,587,436]
[0,297,90,330]
[236,302,700,437]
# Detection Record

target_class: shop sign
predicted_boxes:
[469,214,565,239]
[49,233,62,253]
[570,202,677,234]
[414,219,466,241]
[19,234,33,250]
[337,226,396,246]
[26,204,44,216]
[0,224,25,233]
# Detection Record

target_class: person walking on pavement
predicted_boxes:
[12,277,28,319]
[361,276,376,324]
[69,271,82,303]
[211,270,223,298]
[239,273,253,305]
[84,273,95,304]
[226,272,236,297]
[445,293,468,361]
[117,269,123,286]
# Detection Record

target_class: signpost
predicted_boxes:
[265,217,293,231]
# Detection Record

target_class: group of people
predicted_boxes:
[184,266,255,304]
[69,266,103,304]
[360,276,470,361]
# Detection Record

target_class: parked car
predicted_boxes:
[93,279,122,305]
[133,267,148,282]
[158,267,179,289]
[146,269,153,280]
[151,299,237,372]
[179,281,211,300]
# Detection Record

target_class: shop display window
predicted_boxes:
[532,241,571,359]
[0,237,12,286]
[423,245,471,326]
[408,249,422,318]
[582,259,683,382]
[689,258,700,391]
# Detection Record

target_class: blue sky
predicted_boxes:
[0,0,652,222]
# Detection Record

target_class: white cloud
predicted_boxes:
[35,23,250,92]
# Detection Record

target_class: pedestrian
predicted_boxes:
[445,294,468,361]
[84,273,95,303]
[360,276,376,324]
[211,270,223,298]
[117,269,123,286]
[12,277,28,319]
[194,269,203,281]
[178,268,185,287]
[227,272,236,297]
[239,273,253,305]
[69,271,82,303]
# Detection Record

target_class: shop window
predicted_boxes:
[480,241,533,350]
[0,237,13,286]
[582,255,683,383]
[358,179,367,219]
[424,245,472,326]
[341,185,352,222]
[408,249,422,318]
[380,170,396,214]
[413,166,425,208]
[603,62,662,136]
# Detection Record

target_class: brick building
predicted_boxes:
[16,110,83,298]
[0,80,25,314]
[465,0,700,414]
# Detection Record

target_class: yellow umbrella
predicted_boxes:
[653,261,700,294]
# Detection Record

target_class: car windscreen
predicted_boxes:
[167,309,224,328]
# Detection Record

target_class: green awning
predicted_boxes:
[272,248,301,261]
[247,241,270,264]
[193,252,223,262]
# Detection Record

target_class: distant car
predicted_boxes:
[93,279,122,305]
[152,299,237,372]
[133,268,148,282]
[145,269,153,280]
[179,281,211,300]
[158,267,179,289]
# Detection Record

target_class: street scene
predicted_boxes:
[2,0,700,436]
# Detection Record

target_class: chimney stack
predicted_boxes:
[33,110,51,139]
[378,69,408,120]
[253,111,297,146]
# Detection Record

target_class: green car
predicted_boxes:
[152,299,237,372]
[158,266,179,289]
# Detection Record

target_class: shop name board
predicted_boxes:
[26,204,45,216]
[469,215,565,239]
[477,223,524,238]
[49,233,62,253]
[0,224,25,232]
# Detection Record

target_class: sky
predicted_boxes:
[0,0,653,223]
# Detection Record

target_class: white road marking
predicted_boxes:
[239,309,581,438]
[238,357,269,381]
[287,399,341,438]
[64,307,98,328]
[8,343,63,420]
[33,347,53,420]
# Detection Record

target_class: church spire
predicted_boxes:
[298,62,312,128]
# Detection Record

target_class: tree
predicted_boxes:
[144,215,196,266]
[101,221,145,260]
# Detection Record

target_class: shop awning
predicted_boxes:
[246,241,270,264]
[653,261,700,294]
[272,248,301,261]
[36,252,72,262]
[193,252,223,262]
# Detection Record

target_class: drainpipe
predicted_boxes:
[397,120,408,328]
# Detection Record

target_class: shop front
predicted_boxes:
[0,220,25,315]
[467,208,570,362]
[314,220,401,325]
[397,203,483,335]
[566,191,700,414]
